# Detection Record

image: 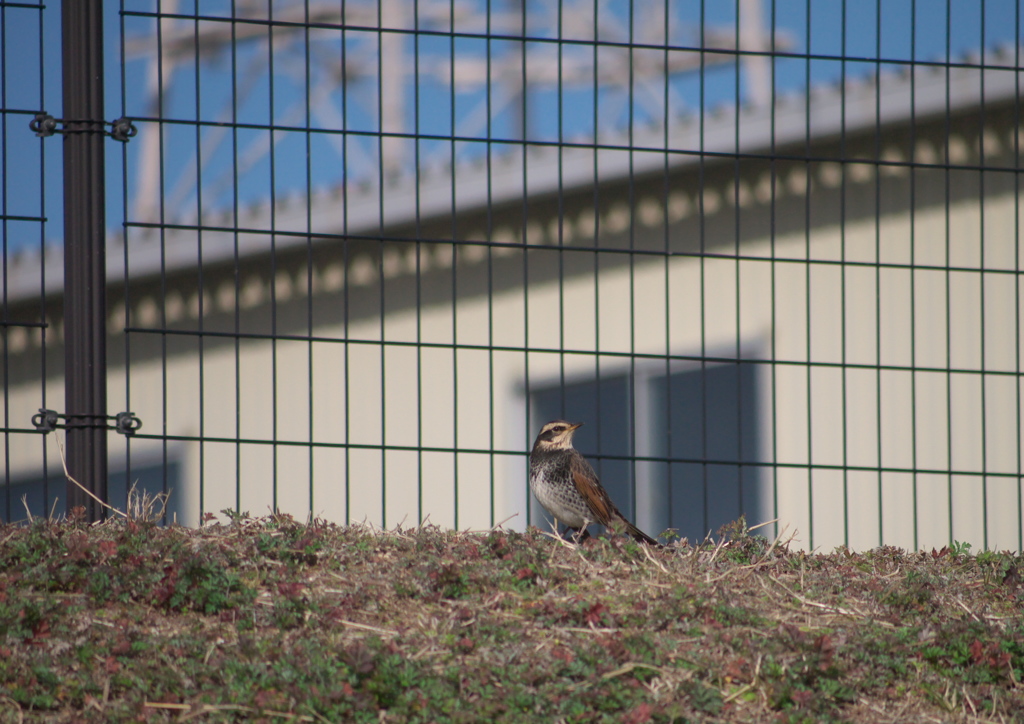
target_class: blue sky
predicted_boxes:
[1,0,1021,255]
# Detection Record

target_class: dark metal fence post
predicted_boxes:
[62,0,108,521]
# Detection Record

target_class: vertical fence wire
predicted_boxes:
[341,0,351,525]
[118,1,132,518]
[2,2,10,523]
[36,0,50,515]
[303,0,315,515]
[448,0,459,529]
[521,1,533,526]
[803,0,814,547]
[908,0,919,552]
[231,0,243,517]
[374,1,386,527]
[660,0,672,536]
[266,3,279,514]
[414,0,424,526]
[768,0,780,543]
[838,0,850,548]
[697,0,709,539]
[944,0,955,547]
[193,2,209,520]
[158,1,171,519]
[1016,1,1023,554]
[485,0,496,527]
[978,0,989,552]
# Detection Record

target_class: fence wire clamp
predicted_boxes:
[29,113,59,137]
[30,113,137,143]
[32,408,143,436]
[109,117,137,143]
[31,408,60,433]
[114,411,143,436]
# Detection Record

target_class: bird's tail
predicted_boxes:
[620,519,662,547]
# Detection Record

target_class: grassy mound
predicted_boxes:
[1,512,1022,722]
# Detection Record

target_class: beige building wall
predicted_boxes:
[5,113,1022,552]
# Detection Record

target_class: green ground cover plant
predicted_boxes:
[1,508,1021,722]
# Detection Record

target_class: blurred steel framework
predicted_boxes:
[3,0,1024,552]
[122,0,780,226]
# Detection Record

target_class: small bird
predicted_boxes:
[529,420,660,546]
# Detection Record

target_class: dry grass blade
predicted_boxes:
[722,682,756,703]
[339,620,398,636]
[768,576,894,626]
[53,433,127,519]
[746,518,779,533]
[601,662,669,680]
[144,702,315,720]
[755,523,795,564]
[705,533,729,568]
[20,495,34,524]
[640,540,669,573]
[488,512,520,531]
[124,481,172,523]
[953,596,982,623]
[53,432,172,523]
[539,521,579,550]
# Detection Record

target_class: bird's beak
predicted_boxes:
[569,422,583,431]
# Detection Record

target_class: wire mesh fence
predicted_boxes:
[2,0,1023,551]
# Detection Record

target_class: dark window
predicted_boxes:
[651,362,764,541]
[531,361,764,541]
[530,373,633,533]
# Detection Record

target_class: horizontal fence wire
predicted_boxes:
[119,325,1021,382]
[117,221,1024,272]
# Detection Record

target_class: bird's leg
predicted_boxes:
[564,526,591,543]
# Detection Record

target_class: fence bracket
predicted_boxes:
[32,408,143,437]
[30,112,137,143]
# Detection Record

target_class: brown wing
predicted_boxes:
[569,450,662,546]
[568,451,621,526]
